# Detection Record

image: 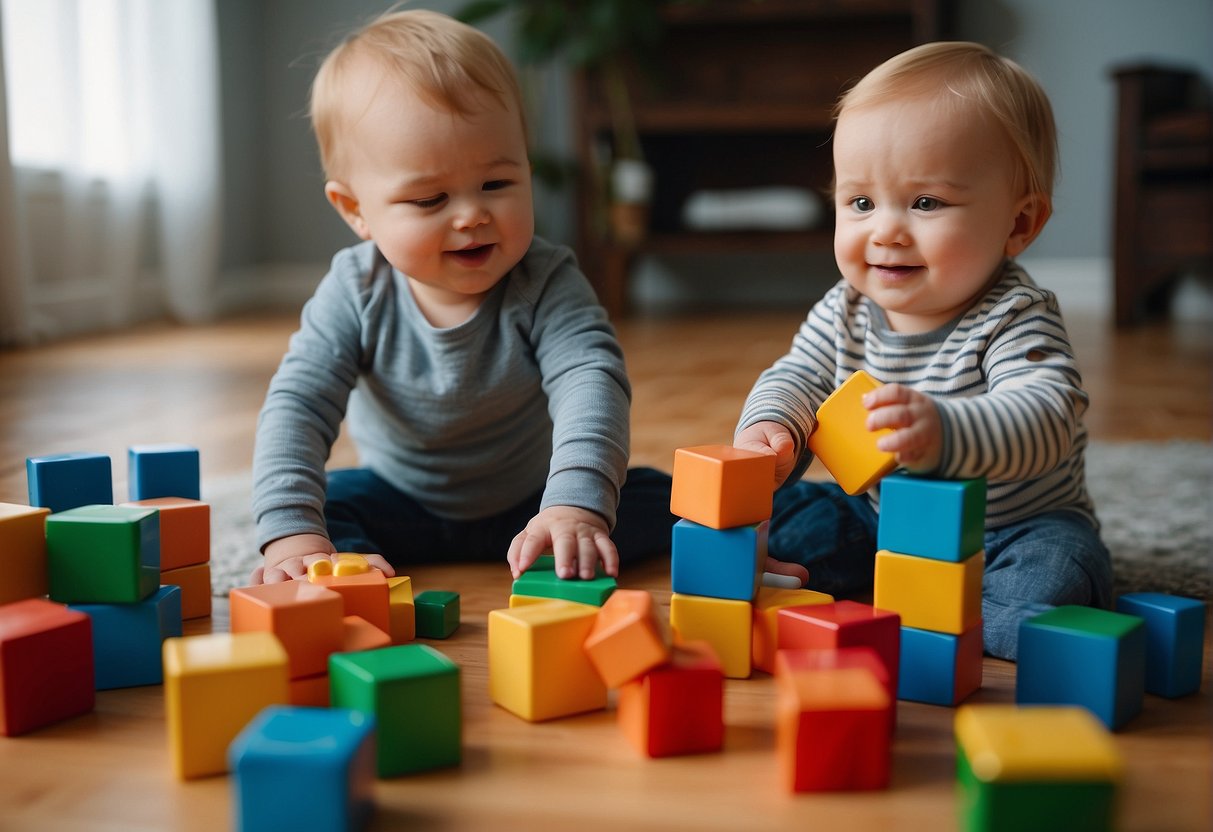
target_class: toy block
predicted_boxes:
[671,519,767,602]
[1016,605,1146,730]
[70,585,183,689]
[873,549,984,634]
[511,554,616,606]
[752,587,835,674]
[806,371,896,495]
[617,641,724,757]
[330,643,461,776]
[122,497,209,570]
[415,590,461,639]
[229,705,376,832]
[161,562,212,619]
[0,598,94,736]
[45,504,160,604]
[26,452,113,513]
[230,581,345,678]
[310,553,374,578]
[488,600,607,721]
[955,705,1122,832]
[1115,592,1205,698]
[386,576,415,644]
[509,594,582,608]
[310,567,390,636]
[127,443,200,501]
[0,502,50,604]
[774,661,892,792]
[898,622,983,706]
[163,631,290,778]
[669,593,753,679]
[343,615,392,652]
[584,588,671,688]
[290,673,331,707]
[776,646,894,733]
[877,474,986,560]
[777,600,901,694]
[670,444,775,529]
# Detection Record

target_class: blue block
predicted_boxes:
[1115,592,1205,698]
[897,625,983,706]
[128,444,200,501]
[229,706,376,832]
[671,518,765,602]
[877,474,985,561]
[26,452,113,513]
[1017,605,1146,730]
[70,585,182,689]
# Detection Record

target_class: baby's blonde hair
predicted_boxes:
[836,41,1057,199]
[310,8,526,179]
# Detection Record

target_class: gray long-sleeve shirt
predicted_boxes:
[252,237,631,551]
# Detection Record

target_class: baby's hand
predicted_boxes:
[734,420,797,488]
[253,533,394,585]
[507,506,617,581]
[863,383,943,472]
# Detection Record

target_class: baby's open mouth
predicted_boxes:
[450,244,493,264]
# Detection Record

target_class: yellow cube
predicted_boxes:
[874,549,984,634]
[387,576,416,644]
[0,503,50,605]
[807,371,897,495]
[163,632,289,779]
[488,600,606,721]
[752,586,835,674]
[670,593,753,679]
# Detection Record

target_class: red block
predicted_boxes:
[777,645,895,733]
[777,600,901,694]
[0,598,95,736]
[617,641,724,758]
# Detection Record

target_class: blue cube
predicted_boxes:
[671,518,765,602]
[26,452,113,513]
[1017,605,1146,730]
[897,624,983,706]
[229,706,376,832]
[877,474,985,561]
[70,585,182,689]
[1115,592,1205,698]
[128,444,200,501]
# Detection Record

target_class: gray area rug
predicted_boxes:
[205,441,1212,600]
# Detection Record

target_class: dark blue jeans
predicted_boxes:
[767,479,1114,661]
[323,466,675,569]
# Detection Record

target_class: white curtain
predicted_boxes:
[0,0,221,346]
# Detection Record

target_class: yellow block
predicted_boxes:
[161,562,212,620]
[670,593,753,679]
[954,705,1123,783]
[163,632,289,779]
[670,445,776,529]
[0,503,50,605]
[387,576,415,644]
[752,586,835,674]
[807,371,897,495]
[488,600,607,721]
[873,549,983,634]
[583,588,671,688]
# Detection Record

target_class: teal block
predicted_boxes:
[1115,592,1205,698]
[330,644,461,777]
[878,474,986,561]
[46,505,161,603]
[128,444,200,501]
[70,585,182,689]
[671,519,764,601]
[26,452,113,513]
[510,555,616,606]
[229,705,376,832]
[414,590,461,639]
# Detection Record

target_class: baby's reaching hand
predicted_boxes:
[734,420,798,488]
[507,506,617,581]
[863,383,943,472]
[253,533,395,585]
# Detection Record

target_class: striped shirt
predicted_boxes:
[736,260,1097,530]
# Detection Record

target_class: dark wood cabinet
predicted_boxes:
[571,0,953,316]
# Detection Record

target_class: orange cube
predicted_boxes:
[230,581,344,678]
[309,570,390,635]
[584,589,670,688]
[0,503,50,605]
[618,641,724,758]
[806,371,897,495]
[161,562,212,619]
[341,615,392,653]
[123,497,209,570]
[670,445,775,529]
[289,673,330,707]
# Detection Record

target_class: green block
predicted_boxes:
[415,590,461,639]
[957,744,1116,832]
[46,505,160,603]
[329,644,461,777]
[510,555,616,606]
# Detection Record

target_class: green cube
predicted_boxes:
[511,555,616,606]
[415,590,461,639]
[46,505,160,603]
[329,644,461,777]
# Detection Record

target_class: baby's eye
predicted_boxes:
[410,194,447,209]
[913,196,942,211]
[850,196,874,213]
[483,179,510,192]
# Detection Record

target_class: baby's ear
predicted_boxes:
[324,181,371,240]
[1005,193,1051,257]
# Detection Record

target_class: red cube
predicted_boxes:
[777,600,901,693]
[0,598,95,735]
[617,641,724,757]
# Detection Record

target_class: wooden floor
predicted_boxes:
[0,308,1210,831]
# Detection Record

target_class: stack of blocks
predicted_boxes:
[873,473,986,706]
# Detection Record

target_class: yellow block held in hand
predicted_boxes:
[807,370,898,495]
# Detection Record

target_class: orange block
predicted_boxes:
[806,371,897,495]
[584,589,671,688]
[289,672,330,707]
[341,614,392,653]
[751,587,835,674]
[617,641,724,758]
[776,646,895,733]
[229,581,344,678]
[387,576,416,644]
[309,569,390,635]
[122,497,209,570]
[161,562,212,619]
[0,503,50,605]
[670,445,776,529]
